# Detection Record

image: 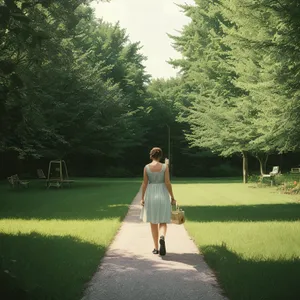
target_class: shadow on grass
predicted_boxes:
[0,200,130,221]
[2,178,136,191]
[3,231,297,300]
[202,244,300,300]
[81,246,300,300]
[183,203,300,222]
[172,177,242,184]
[0,232,104,300]
[0,180,141,220]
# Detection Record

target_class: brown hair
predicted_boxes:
[150,147,163,161]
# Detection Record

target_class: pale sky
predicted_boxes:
[91,0,195,79]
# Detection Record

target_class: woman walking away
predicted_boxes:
[140,147,176,256]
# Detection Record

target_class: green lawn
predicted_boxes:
[0,178,141,300]
[175,180,300,300]
[2,178,300,300]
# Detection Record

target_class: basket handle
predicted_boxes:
[172,202,180,211]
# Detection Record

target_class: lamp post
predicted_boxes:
[165,124,171,177]
[166,124,170,162]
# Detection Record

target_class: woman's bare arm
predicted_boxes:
[164,165,176,204]
[141,167,148,203]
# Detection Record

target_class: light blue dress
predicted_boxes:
[140,164,171,224]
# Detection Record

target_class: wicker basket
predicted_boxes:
[171,205,185,225]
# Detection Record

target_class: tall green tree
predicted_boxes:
[169,0,300,181]
[219,0,300,171]
[0,1,150,167]
[169,1,253,182]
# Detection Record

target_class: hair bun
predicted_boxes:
[150,147,163,160]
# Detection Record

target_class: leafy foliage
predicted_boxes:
[168,0,300,180]
[0,0,149,161]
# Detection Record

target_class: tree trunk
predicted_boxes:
[256,153,269,175]
[242,151,248,184]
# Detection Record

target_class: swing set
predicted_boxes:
[46,160,74,188]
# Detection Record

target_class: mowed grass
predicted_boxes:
[0,178,141,300]
[2,177,300,300]
[174,180,300,300]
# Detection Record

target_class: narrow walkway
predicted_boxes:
[82,190,227,300]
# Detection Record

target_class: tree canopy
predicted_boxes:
[1,0,300,179]
[0,0,149,161]
[168,0,300,181]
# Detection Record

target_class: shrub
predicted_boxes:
[248,174,261,183]
[278,180,300,194]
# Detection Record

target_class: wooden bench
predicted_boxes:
[291,168,300,174]
[7,174,29,188]
[261,166,279,186]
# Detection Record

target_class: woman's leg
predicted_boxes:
[159,223,167,256]
[150,223,159,250]
[159,223,167,237]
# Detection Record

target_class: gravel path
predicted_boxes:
[82,189,227,300]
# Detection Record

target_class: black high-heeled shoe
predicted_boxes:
[152,249,159,254]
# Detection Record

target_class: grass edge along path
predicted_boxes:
[0,179,141,300]
[175,180,300,300]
